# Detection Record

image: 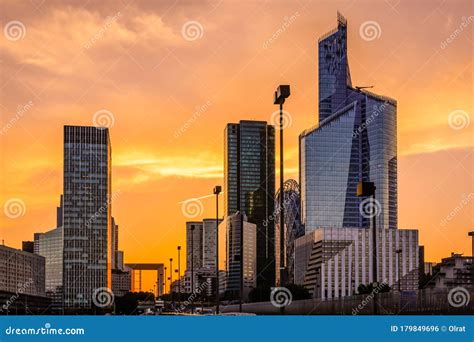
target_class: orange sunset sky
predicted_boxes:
[0,0,473,291]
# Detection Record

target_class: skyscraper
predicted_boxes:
[34,227,63,311]
[62,125,112,311]
[185,219,221,293]
[34,195,63,311]
[220,213,257,300]
[224,120,275,288]
[300,13,397,232]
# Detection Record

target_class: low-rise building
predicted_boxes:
[294,227,419,299]
[428,253,473,288]
[112,268,131,297]
[0,244,46,297]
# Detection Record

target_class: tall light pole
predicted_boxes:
[357,181,378,315]
[274,85,291,286]
[164,267,167,294]
[468,231,474,257]
[169,258,173,300]
[177,246,182,306]
[191,225,195,313]
[395,249,402,292]
[213,185,222,314]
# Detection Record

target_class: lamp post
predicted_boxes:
[468,231,474,257]
[395,249,402,292]
[356,181,378,315]
[177,246,182,306]
[213,185,222,314]
[169,258,173,301]
[274,85,291,286]
[191,225,195,314]
[164,267,167,295]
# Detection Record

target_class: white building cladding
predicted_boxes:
[0,245,46,297]
[63,125,112,310]
[294,228,419,299]
[185,219,221,294]
[220,213,257,299]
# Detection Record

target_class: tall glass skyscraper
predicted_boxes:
[224,120,275,288]
[300,13,398,232]
[63,126,112,311]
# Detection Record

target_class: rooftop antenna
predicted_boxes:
[355,86,374,91]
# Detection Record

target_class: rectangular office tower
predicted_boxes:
[185,219,221,294]
[63,126,112,311]
[220,213,257,300]
[300,13,398,232]
[224,121,275,288]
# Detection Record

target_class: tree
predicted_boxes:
[115,291,154,315]
[357,282,390,295]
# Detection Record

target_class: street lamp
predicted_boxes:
[177,246,182,306]
[213,185,222,314]
[191,225,195,314]
[169,258,173,300]
[164,267,167,295]
[468,231,474,257]
[274,85,290,286]
[395,249,402,292]
[356,181,378,315]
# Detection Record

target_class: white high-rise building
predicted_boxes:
[185,219,221,293]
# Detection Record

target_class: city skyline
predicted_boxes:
[1,0,473,293]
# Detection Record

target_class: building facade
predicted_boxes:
[220,213,257,300]
[34,227,63,310]
[63,125,112,310]
[112,269,131,297]
[294,228,419,299]
[185,219,220,294]
[300,13,397,232]
[0,245,46,297]
[428,254,473,289]
[224,120,275,288]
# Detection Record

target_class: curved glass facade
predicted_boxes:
[300,13,397,232]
